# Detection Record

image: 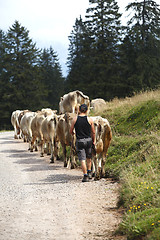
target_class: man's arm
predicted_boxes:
[89,118,95,144]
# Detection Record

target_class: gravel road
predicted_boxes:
[0,131,125,240]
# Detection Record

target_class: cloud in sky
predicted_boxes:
[0,0,129,76]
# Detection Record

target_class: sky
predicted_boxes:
[0,0,130,77]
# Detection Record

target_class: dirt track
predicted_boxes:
[0,131,125,240]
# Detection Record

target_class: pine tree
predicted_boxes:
[0,30,5,75]
[66,16,93,95]
[3,21,47,110]
[0,21,49,129]
[66,0,122,100]
[120,0,160,94]
[39,47,64,109]
[0,30,5,89]
[0,30,10,129]
[84,0,122,99]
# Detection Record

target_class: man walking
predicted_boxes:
[70,104,95,182]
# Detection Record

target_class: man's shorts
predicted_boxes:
[76,137,92,161]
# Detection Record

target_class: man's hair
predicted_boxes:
[79,104,88,113]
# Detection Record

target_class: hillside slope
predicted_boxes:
[96,89,160,240]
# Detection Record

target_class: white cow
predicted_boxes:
[11,110,23,139]
[20,111,36,149]
[90,98,106,112]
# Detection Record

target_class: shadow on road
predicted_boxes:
[0,133,82,184]
[1,149,28,153]
[10,153,38,159]
[0,140,19,144]
[22,162,62,172]
[41,173,82,184]
[24,173,82,185]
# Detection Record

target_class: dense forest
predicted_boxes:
[0,0,160,130]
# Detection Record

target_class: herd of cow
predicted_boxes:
[11,90,112,180]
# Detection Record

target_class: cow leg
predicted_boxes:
[94,156,101,181]
[62,144,67,167]
[17,128,21,139]
[91,160,95,177]
[23,135,27,142]
[34,139,38,151]
[14,126,18,139]
[50,138,59,163]
[28,130,32,151]
[47,143,51,155]
[30,136,36,152]
[101,155,106,178]
[28,136,32,151]
[54,140,59,161]
[40,139,44,157]
[50,140,54,163]
[39,130,44,156]
[19,129,23,139]
[55,141,60,160]
[70,148,77,169]
[71,155,77,169]
[93,156,98,180]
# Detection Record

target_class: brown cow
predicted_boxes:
[91,116,112,180]
[56,112,77,169]
[30,109,54,152]
[41,113,59,163]
[59,90,90,114]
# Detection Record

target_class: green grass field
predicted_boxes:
[95,89,160,240]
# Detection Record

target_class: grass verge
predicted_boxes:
[99,89,160,240]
